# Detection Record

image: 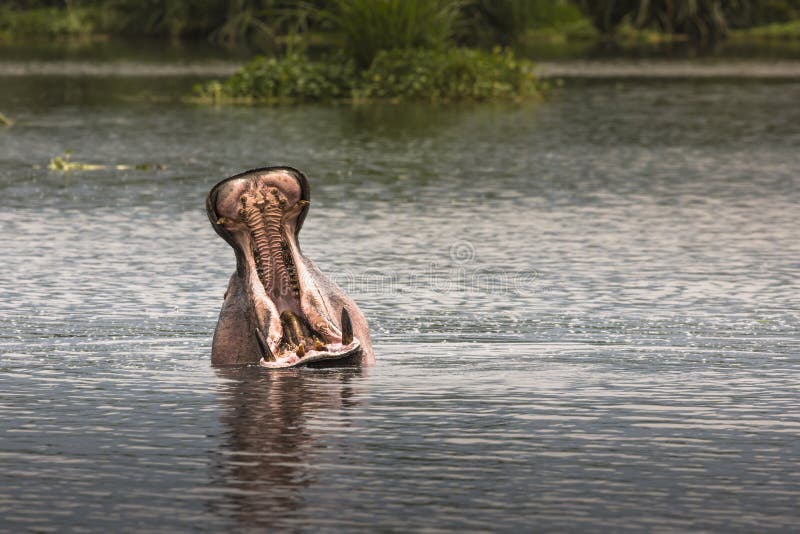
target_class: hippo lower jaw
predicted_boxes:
[260,338,362,369]
[207,167,374,368]
[256,306,362,369]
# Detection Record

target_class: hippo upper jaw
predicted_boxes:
[207,166,374,368]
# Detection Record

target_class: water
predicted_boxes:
[1,70,799,531]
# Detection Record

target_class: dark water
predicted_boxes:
[1,72,799,531]
[2,36,800,62]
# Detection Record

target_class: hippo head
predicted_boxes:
[206,167,374,368]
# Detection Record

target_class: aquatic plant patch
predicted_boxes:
[194,53,357,104]
[47,152,162,172]
[0,111,13,127]
[193,47,543,104]
[358,47,541,101]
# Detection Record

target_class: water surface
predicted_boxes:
[1,73,799,531]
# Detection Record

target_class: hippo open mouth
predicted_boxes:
[206,167,373,368]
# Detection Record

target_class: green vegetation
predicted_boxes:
[524,18,598,43]
[194,53,356,103]
[3,1,800,46]
[4,1,800,103]
[730,19,800,40]
[194,47,541,104]
[461,0,591,45]
[574,0,800,42]
[48,151,160,171]
[0,4,99,38]
[48,152,105,171]
[0,112,14,127]
[359,48,540,101]
[189,0,800,104]
[323,0,459,68]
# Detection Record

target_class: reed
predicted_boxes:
[320,0,460,68]
[460,0,586,45]
[0,5,98,37]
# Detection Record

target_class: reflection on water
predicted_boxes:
[1,36,799,63]
[210,367,366,529]
[0,71,798,530]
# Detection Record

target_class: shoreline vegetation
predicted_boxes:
[2,1,800,103]
[3,1,800,45]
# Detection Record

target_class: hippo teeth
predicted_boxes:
[341,308,353,346]
[280,310,305,346]
[255,327,274,362]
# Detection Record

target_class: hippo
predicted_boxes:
[206,166,374,368]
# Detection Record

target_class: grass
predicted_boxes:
[729,20,800,40]
[322,0,459,68]
[525,18,598,42]
[463,0,589,45]
[612,23,691,44]
[0,6,99,37]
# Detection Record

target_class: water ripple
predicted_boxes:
[0,77,798,531]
